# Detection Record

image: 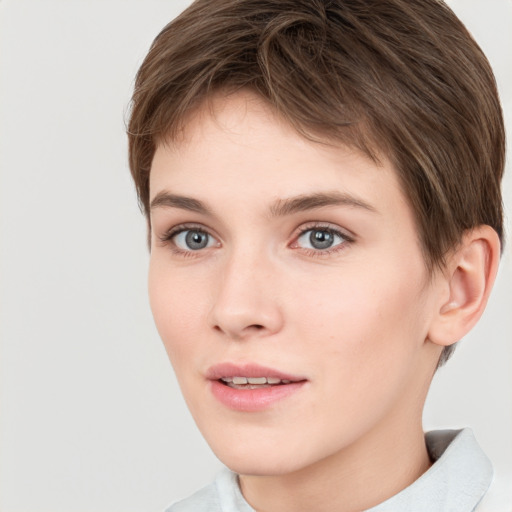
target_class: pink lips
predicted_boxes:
[207,362,307,412]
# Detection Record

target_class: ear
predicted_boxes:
[427,225,501,347]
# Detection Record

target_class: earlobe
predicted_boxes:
[428,226,500,347]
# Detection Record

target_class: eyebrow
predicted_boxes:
[268,191,377,217]
[149,190,377,217]
[150,192,212,215]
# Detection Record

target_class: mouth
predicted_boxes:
[207,363,307,411]
[218,376,296,389]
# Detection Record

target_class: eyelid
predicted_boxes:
[289,222,355,254]
[157,223,221,250]
[290,222,355,242]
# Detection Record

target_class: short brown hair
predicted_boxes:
[127,0,505,365]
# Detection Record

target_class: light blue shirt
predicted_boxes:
[166,429,493,512]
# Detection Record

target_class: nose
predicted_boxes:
[208,250,284,341]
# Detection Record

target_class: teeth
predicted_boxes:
[247,377,267,385]
[220,376,290,385]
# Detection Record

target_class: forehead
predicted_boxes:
[149,90,410,220]
[158,90,314,164]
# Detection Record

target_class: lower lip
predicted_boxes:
[210,380,306,412]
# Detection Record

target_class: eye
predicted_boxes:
[296,228,346,251]
[172,229,216,251]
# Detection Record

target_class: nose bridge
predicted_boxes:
[209,243,283,339]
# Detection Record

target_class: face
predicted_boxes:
[148,90,443,476]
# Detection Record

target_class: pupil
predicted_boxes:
[185,231,208,250]
[310,230,333,249]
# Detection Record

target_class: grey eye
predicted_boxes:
[174,230,214,250]
[297,229,344,250]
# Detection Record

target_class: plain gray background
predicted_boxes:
[0,1,510,511]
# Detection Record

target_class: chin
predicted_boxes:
[204,430,328,477]
[219,451,305,477]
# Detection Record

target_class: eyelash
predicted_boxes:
[157,222,354,258]
[157,223,214,258]
[292,223,354,258]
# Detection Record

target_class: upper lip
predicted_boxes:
[206,362,306,382]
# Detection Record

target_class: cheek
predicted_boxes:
[148,261,207,365]
[293,262,429,381]
[287,273,429,444]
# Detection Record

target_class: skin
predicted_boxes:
[147,90,498,511]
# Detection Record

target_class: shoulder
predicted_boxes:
[164,481,221,512]
[164,469,254,512]
[475,470,512,512]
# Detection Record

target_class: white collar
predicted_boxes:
[366,429,492,511]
